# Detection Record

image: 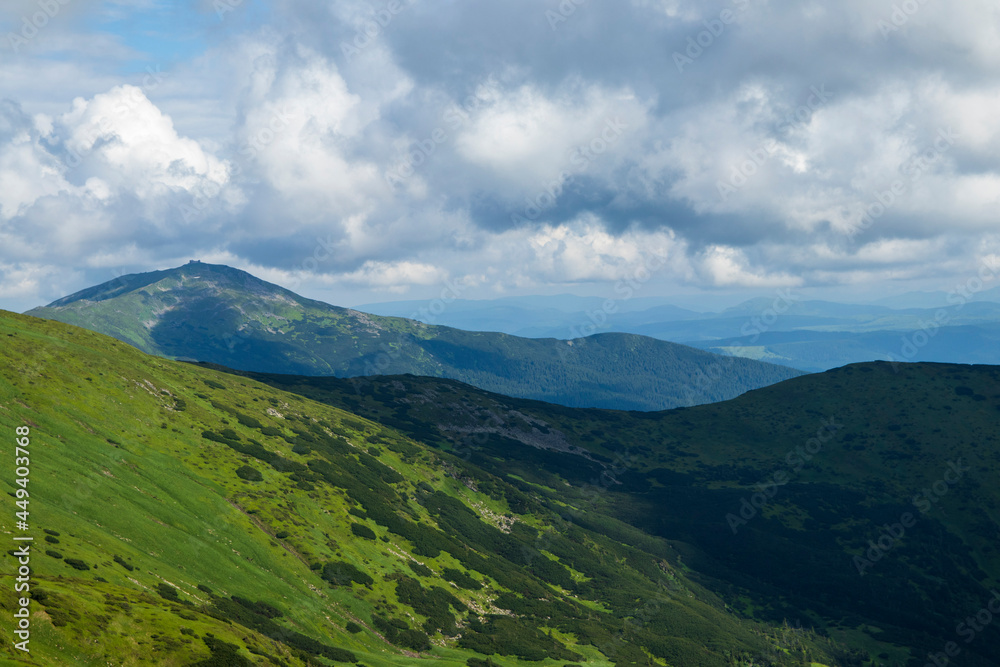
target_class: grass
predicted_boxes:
[0,311,846,665]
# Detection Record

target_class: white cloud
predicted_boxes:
[454,80,649,197]
[3,0,1000,311]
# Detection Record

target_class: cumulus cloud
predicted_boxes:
[0,84,236,279]
[2,0,1000,311]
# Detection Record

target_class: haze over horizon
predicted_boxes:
[3,0,999,314]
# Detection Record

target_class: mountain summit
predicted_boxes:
[27,262,804,411]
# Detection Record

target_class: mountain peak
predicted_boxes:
[27,263,803,410]
[40,261,290,308]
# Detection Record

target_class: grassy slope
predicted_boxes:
[225,365,1000,667]
[0,311,841,666]
[26,262,803,411]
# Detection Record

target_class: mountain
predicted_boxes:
[211,361,1000,667]
[354,296,701,338]
[24,261,803,411]
[0,310,853,666]
[358,293,1000,372]
[688,323,1000,372]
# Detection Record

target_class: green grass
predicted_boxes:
[0,311,843,665]
[228,365,1000,667]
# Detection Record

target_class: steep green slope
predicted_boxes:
[25,261,803,411]
[221,365,1000,667]
[0,311,842,666]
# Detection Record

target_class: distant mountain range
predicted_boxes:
[358,289,1000,372]
[25,261,802,411]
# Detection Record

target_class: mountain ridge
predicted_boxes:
[25,262,804,412]
[0,309,849,666]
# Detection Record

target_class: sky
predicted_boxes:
[1,0,999,313]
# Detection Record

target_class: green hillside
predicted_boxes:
[0,311,846,666]
[217,365,1000,667]
[24,261,803,411]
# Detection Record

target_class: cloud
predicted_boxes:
[3,0,1000,310]
[0,84,237,271]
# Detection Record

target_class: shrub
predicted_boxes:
[157,583,181,602]
[350,523,377,540]
[114,555,135,571]
[443,567,482,590]
[64,558,90,571]
[236,465,263,482]
[345,621,363,634]
[372,615,430,651]
[407,561,433,578]
[274,531,290,539]
[43,529,60,536]
[45,550,63,559]
[236,413,262,429]
[44,535,59,544]
[191,635,252,667]
[321,560,374,587]
[232,596,282,619]
[197,584,214,595]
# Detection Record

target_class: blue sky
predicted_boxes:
[1,0,999,313]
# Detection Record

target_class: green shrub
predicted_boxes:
[274,531,290,539]
[190,635,252,667]
[205,598,355,662]
[113,555,134,571]
[236,465,263,482]
[345,621,363,634]
[350,523,377,540]
[236,413,262,429]
[321,560,373,587]
[467,659,500,667]
[407,561,433,578]
[64,558,90,571]
[372,615,430,651]
[45,550,63,559]
[157,583,181,602]
[43,529,60,536]
[443,567,482,589]
[232,596,282,618]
